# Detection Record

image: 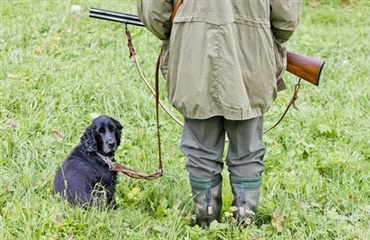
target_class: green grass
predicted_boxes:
[1,0,370,239]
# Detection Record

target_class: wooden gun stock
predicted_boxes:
[286,51,325,86]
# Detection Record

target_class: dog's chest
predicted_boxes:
[93,163,117,183]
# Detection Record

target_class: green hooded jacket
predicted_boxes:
[137,0,302,120]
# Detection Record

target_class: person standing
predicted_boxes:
[137,0,302,228]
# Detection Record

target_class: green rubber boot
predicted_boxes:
[189,174,222,229]
[230,176,262,227]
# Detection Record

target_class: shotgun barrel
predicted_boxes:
[89,7,145,27]
[89,7,324,86]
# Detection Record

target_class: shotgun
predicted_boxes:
[89,7,325,86]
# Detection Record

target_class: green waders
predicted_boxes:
[230,176,262,226]
[181,116,265,228]
[189,174,223,228]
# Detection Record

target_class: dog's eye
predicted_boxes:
[109,125,115,132]
[98,127,105,134]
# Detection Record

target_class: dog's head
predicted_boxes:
[80,115,123,156]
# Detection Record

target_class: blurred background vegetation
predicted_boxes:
[1,0,369,239]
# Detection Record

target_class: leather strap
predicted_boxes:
[171,0,184,24]
[263,79,301,134]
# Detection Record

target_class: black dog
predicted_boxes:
[53,115,122,207]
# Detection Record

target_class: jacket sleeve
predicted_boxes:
[270,0,302,41]
[136,0,174,40]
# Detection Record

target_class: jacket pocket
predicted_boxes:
[273,38,287,91]
[159,39,170,79]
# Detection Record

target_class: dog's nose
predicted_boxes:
[107,142,115,148]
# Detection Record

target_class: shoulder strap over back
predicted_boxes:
[170,0,184,24]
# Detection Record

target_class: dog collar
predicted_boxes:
[96,152,116,170]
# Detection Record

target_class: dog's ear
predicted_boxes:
[110,117,122,146]
[80,125,97,154]
[110,117,123,132]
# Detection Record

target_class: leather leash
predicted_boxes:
[110,1,184,180]
[106,27,163,180]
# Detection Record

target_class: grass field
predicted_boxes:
[1,0,370,239]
